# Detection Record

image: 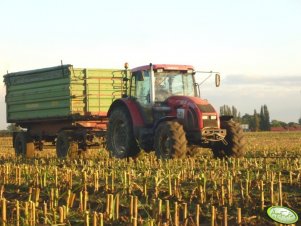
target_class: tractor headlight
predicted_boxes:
[202,115,209,120]
[210,115,217,120]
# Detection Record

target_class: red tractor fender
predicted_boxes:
[107,99,144,128]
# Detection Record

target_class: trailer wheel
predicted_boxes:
[14,132,35,158]
[107,107,139,158]
[56,131,78,158]
[154,121,187,159]
[212,119,245,158]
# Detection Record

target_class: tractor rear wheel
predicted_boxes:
[56,131,78,158]
[212,119,245,158]
[107,107,139,158]
[154,121,187,159]
[14,132,35,158]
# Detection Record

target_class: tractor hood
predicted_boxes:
[166,96,217,113]
[165,96,220,130]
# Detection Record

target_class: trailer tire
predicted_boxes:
[56,131,78,158]
[154,121,187,159]
[212,119,245,158]
[107,107,139,158]
[14,132,35,158]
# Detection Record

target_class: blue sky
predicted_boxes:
[0,0,300,129]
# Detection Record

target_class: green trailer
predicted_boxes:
[4,64,127,157]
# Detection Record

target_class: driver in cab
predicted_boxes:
[155,76,170,102]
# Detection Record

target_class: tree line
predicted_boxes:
[219,104,297,131]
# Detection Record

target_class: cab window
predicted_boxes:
[132,71,151,105]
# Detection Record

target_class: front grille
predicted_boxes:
[203,119,218,128]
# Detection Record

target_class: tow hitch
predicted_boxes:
[201,128,228,144]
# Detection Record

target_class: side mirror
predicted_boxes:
[215,73,220,87]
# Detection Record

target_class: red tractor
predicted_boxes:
[106,63,245,158]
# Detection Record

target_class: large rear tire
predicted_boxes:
[56,131,79,158]
[14,132,35,158]
[107,107,139,158]
[154,121,187,159]
[212,119,245,158]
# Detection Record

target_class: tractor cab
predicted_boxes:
[130,64,197,104]
[129,64,199,125]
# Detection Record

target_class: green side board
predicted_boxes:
[4,65,126,122]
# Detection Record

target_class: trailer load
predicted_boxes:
[4,65,126,157]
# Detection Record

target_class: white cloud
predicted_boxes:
[224,74,301,87]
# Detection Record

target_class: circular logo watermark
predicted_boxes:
[267,206,299,224]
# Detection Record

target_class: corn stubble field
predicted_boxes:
[0,132,300,226]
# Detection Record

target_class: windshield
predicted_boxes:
[154,71,196,101]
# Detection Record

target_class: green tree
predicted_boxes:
[241,114,252,124]
[220,105,232,115]
[220,105,241,122]
[259,105,271,131]
[232,106,237,118]
[252,110,260,132]
[259,106,265,131]
[263,105,271,131]
[271,120,286,127]
[288,122,300,128]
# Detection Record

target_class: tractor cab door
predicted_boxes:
[130,70,153,125]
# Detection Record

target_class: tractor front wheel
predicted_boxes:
[107,107,139,158]
[154,121,187,159]
[212,119,245,158]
